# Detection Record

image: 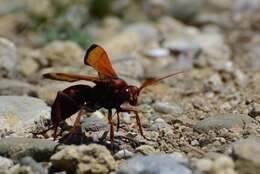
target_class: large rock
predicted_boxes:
[0,96,50,131]
[41,40,84,66]
[193,114,258,133]
[231,136,260,174]
[0,37,17,77]
[0,156,13,169]
[117,153,191,174]
[51,144,116,174]
[0,79,37,96]
[0,138,59,161]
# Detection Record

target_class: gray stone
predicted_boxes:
[117,153,191,174]
[0,138,59,161]
[0,96,50,131]
[0,37,17,77]
[0,156,13,169]
[210,155,236,174]
[153,102,183,116]
[114,149,134,160]
[135,145,157,155]
[233,0,260,12]
[0,79,37,96]
[41,40,84,66]
[51,144,116,174]
[144,48,170,58]
[113,56,144,79]
[231,136,260,174]
[19,157,45,174]
[124,23,158,44]
[193,114,258,133]
[81,115,108,132]
[169,0,203,22]
[194,158,213,172]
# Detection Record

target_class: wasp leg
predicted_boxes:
[107,109,114,145]
[116,112,121,132]
[117,107,146,139]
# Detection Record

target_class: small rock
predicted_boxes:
[0,79,37,96]
[0,138,59,161]
[153,102,183,116]
[231,136,260,174]
[117,153,191,174]
[113,56,144,79]
[233,69,249,88]
[144,48,170,58]
[0,37,17,77]
[51,144,116,174]
[114,149,134,160]
[81,115,108,132]
[193,114,258,133]
[150,118,171,131]
[0,96,50,131]
[19,157,45,174]
[191,140,200,146]
[18,58,39,78]
[0,156,14,169]
[41,40,84,66]
[204,73,225,93]
[143,0,171,18]
[124,22,158,44]
[195,32,232,71]
[7,164,34,174]
[169,0,203,22]
[195,158,213,172]
[210,155,236,174]
[135,145,157,155]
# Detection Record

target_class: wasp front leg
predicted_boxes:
[117,107,145,139]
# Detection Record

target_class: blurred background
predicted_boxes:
[0,0,259,107]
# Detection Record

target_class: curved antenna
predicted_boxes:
[138,71,184,93]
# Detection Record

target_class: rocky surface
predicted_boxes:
[0,96,50,132]
[50,144,116,174]
[0,0,259,173]
[0,138,59,161]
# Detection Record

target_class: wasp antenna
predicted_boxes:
[138,71,184,92]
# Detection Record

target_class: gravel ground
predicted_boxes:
[0,0,260,174]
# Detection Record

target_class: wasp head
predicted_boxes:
[124,86,139,106]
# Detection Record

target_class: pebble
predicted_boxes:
[0,37,17,77]
[124,22,158,44]
[193,114,258,133]
[19,156,46,174]
[153,102,183,116]
[117,153,191,174]
[144,48,170,58]
[50,144,116,174]
[135,145,157,155]
[40,40,84,66]
[0,79,37,96]
[0,156,14,169]
[231,136,260,174]
[195,158,213,172]
[0,137,59,161]
[0,96,50,131]
[169,0,203,22]
[114,149,134,160]
[80,115,108,132]
[210,155,236,174]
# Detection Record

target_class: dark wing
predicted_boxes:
[43,72,102,83]
[84,44,118,79]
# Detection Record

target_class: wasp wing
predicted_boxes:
[84,44,118,79]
